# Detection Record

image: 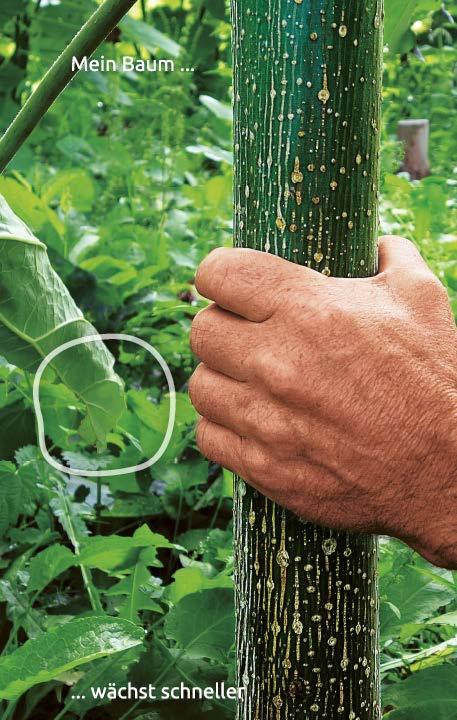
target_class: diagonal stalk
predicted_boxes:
[0,0,138,173]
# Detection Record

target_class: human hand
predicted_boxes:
[188,237,457,569]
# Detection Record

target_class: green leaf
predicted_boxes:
[41,169,96,212]
[38,381,81,447]
[27,545,76,594]
[380,560,455,641]
[186,144,233,164]
[164,588,234,661]
[0,177,63,240]
[56,135,95,164]
[121,16,182,58]
[165,567,233,604]
[426,611,457,627]
[383,665,457,719]
[384,0,418,54]
[100,495,162,518]
[158,459,208,491]
[106,562,163,622]
[78,535,148,573]
[384,0,439,54]
[199,95,232,122]
[0,195,125,445]
[78,524,179,573]
[0,616,144,700]
[66,647,143,715]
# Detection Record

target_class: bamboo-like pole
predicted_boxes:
[232,1,384,718]
[0,0,138,173]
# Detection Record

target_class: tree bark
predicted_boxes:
[231,2,383,719]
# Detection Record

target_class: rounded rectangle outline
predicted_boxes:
[32,333,176,477]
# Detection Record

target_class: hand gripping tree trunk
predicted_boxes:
[231,2,383,719]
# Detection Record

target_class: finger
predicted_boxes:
[189,363,291,443]
[378,235,430,274]
[189,364,251,431]
[195,419,354,530]
[195,247,323,322]
[196,417,265,480]
[190,304,259,380]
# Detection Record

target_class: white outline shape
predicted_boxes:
[32,333,176,478]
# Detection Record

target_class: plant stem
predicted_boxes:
[54,480,103,613]
[0,0,138,173]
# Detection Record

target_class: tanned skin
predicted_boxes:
[188,236,457,569]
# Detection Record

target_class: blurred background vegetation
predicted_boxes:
[0,1,456,718]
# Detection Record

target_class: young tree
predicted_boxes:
[232,1,383,718]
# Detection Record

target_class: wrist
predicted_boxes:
[418,365,457,569]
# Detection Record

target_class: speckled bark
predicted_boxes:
[232,2,383,719]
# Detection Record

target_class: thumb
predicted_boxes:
[378,235,429,274]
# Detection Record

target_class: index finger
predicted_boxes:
[195,247,324,322]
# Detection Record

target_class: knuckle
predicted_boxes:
[268,362,297,402]
[238,438,266,482]
[254,350,280,387]
[190,313,204,357]
[188,372,196,402]
[190,306,212,357]
[195,418,207,452]
[203,249,231,294]
[243,399,264,435]
[195,417,209,451]
[195,247,225,289]
[188,364,204,409]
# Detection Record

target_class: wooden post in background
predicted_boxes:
[397,119,430,179]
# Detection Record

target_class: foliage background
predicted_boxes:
[0,0,456,718]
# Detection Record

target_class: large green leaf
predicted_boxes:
[383,665,457,719]
[380,551,455,641]
[0,616,145,700]
[164,588,234,662]
[27,545,76,594]
[0,195,125,444]
[384,0,418,54]
[78,524,179,573]
[384,0,441,54]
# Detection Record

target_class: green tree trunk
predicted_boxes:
[231,1,384,718]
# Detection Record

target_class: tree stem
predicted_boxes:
[0,0,138,173]
[231,1,384,718]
